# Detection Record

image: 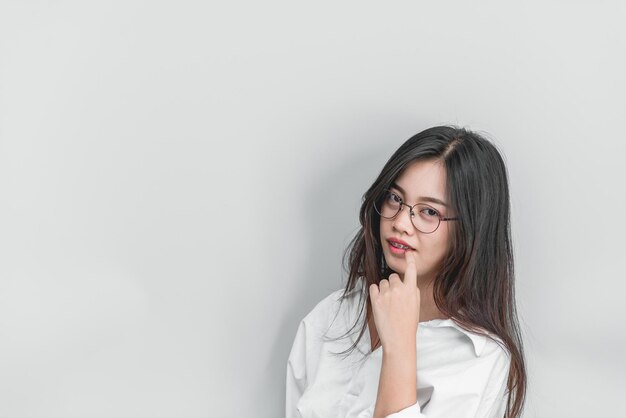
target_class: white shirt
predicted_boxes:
[285,283,511,418]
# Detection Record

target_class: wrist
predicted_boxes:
[382,339,416,356]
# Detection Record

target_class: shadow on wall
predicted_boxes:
[260,117,438,414]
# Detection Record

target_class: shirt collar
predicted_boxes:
[421,318,488,357]
[341,282,489,357]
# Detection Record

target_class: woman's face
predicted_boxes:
[379,159,455,284]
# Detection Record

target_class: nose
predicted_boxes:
[392,204,415,234]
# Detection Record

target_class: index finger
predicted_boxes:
[404,249,417,287]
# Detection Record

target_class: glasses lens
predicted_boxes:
[374,191,441,234]
[412,204,441,234]
[374,191,401,219]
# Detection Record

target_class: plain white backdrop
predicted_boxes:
[1,1,625,417]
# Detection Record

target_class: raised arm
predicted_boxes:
[373,343,419,418]
[370,250,421,417]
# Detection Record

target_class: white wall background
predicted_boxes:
[1,1,624,417]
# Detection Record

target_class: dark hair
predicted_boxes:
[324,125,527,418]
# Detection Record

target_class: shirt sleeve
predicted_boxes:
[285,320,307,418]
[385,344,511,418]
[285,290,342,418]
[385,402,425,418]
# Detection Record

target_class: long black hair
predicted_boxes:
[324,125,527,418]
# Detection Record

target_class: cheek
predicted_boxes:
[422,237,449,262]
[379,220,390,240]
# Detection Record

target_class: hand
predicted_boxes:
[369,249,421,351]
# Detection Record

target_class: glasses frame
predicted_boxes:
[374,189,460,234]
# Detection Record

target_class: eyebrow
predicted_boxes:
[391,182,449,208]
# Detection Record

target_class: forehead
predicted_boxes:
[393,159,447,200]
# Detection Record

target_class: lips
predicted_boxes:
[387,238,415,250]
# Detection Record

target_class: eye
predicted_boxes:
[386,191,402,203]
[420,206,440,218]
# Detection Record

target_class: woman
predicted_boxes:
[286,126,527,418]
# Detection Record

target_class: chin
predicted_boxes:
[384,259,402,274]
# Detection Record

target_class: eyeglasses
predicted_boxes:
[373,190,459,234]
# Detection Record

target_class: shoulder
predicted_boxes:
[299,282,368,334]
[480,333,511,370]
[300,287,348,327]
[465,327,512,376]
[425,320,512,390]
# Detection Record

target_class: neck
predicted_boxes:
[415,277,448,322]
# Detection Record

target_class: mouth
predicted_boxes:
[387,239,414,254]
